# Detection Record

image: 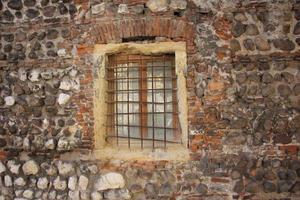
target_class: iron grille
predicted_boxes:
[106,53,181,149]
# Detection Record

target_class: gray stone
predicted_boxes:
[24,0,36,7]
[243,39,255,50]
[57,93,71,105]
[4,175,12,187]
[91,192,103,200]
[94,172,125,191]
[262,72,273,83]
[3,10,14,21]
[53,176,67,190]
[234,13,247,21]
[146,0,169,12]
[43,6,56,17]
[8,0,23,10]
[195,183,208,194]
[195,86,204,98]
[104,189,131,200]
[255,37,270,51]
[245,181,260,193]
[78,175,89,190]
[14,177,26,186]
[278,181,293,193]
[69,191,80,200]
[57,161,75,176]
[45,96,56,106]
[37,177,48,190]
[278,84,291,97]
[4,96,15,106]
[233,179,244,193]
[231,22,246,37]
[15,31,27,42]
[236,72,247,84]
[263,181,276,193]
[118,4,129,14]
[0,161,6,174]
[91,3,106,15]
[47,29,59,40]
[273,39,295,51]
[245,24,259,35]
[170,0,187,10]
[281,72,294,83]
[23,190,33,199]
[68,176,77,190]
[26,9,40,19]
[231,170,241,179]
[7,160,21,174]
[293,22,300,35]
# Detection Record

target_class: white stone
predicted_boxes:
[57,161,75,176]
[57,49,67,57]
[7,160,20,174]
[87,164,98,174]
[23,138,30,150]
[57,138,70,151]
[69,69,78,77]
[91,192,103,200]
[45,139,55,150]
[22,160,39,175]
[4,96,15,106]
[94,172,125,191]
[37,177,49,190]
[170,0,187,10]
[146,0,169,12]
[53,176,67,190]
[78,175,89,190]
[28,69,40,82]
[14,177,26,186]
[18,68,27,81]
[80,191,89,200]
[59,79,72,91]
[0,161,6,174]
[68,176,77,191]
[48,190,57,200]
[57,93,71,105]
[92,3,106,15]
[23,190,33,199]
[69,191,80,200]
[118,4,129,14]
[4,175,12,187]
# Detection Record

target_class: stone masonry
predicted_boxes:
[0,0,300,199]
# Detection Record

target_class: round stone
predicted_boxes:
[146,0,168,12]
[8,0,23,10]
[53,176,67,190]
[26,9,40,19]
[245,24,259,36]
[37,177,49,190]
[273,39,295,51]
[263,181,276,193]
[58,3,68,15]
[278,84,291,97]
[255,37,270,51]
[230,39,241,52]
[195,183,208,194]
[15,31,27,42]
[94,172,125,191]
[24,0,36,7]
[293,83,300,95]
[41,0,49,6]
[262,72,273,83]
[3,10,14,21]
[43,6,56,17]
[231,21,246,37]
[4,96,15,106]
[243,39,255,51]
[22,160,39,175]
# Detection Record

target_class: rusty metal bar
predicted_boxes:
[106,88,177,92]
[106,135,181,144]
[163,55,167,149]
[106,77,177,81]
[106,124,177,130]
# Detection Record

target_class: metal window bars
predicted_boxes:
[106,54,181,149]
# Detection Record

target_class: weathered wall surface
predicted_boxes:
[0,0,300,199]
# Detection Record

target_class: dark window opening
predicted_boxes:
[106,54,181,149]
[121,36,156,43]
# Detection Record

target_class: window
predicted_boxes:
[106,53,181,149]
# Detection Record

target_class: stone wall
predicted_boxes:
[0,0,300,199]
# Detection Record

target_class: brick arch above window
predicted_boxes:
[90,18,195,44]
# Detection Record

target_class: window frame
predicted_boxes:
[106,54,181,149]
[93,42,189,161]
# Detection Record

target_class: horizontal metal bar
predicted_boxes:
[106,135,181,144]
[106,77,177,81]
[106,65,175,69]
[106,124,177,130]
[106,88,177,93]
[107,111,178,115]
[106,100,177,104]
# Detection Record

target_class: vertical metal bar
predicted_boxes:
[139,55,143,149]
[163,55,166,149]
[151,56,155,149]
[127,54,131,148]
[115,55,119,146]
